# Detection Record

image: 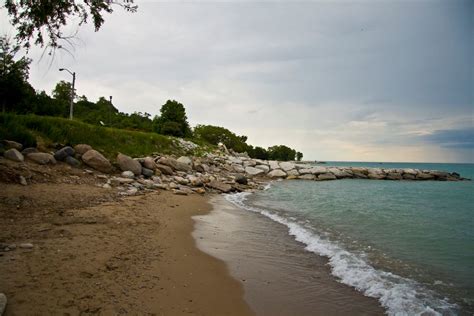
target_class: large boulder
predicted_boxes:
[27,152,56,165]
[318,173,337,181]
[207,180,232,193]
[287,169,300,177]
[65,156,81,167]
[298,174,316,180]
[245,166,265,176]
[81,150,113,173]
[268,169,287,178]
[255,164,270,173]
[3,140,22,150]
[268,161,280,170]
[194,163,210,173]
[74,144,93,156]
[54,146,75,161]
[155,163,174,175]
[175,161,192,172]
[328,168,352,179]
[279,161,296,171]
[158,157,178,170]
[233,164,245,173]
[243,160,257,167]
[300,166,328,175]
[416,173,434,180]
[4,148,24,162]
[117,153,142,175]
[142,157,156,170]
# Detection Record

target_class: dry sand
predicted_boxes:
[0,182,253,315]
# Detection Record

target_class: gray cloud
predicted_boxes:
[423,128,474,149]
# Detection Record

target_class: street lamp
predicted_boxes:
[59,68,76,120]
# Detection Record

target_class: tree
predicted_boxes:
[0,36,34,113]
[5,0,138,51]
[154,100,192,137]
[194,124,249,153]
[52,80,73,116]
[296,152,303,161]
[268,145,297,161]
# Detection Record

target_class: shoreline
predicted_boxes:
[0,184,252,315]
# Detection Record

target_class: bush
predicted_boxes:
[0,114,37,147]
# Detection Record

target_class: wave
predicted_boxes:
[225,192,458,316]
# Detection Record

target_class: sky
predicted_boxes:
[1,0,473,162]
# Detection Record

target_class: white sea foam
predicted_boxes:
[225,192,458,316]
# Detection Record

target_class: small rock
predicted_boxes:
[21,147,38,155]
[74,144,93,156]
[207,180,232,193]
[177,156,193,166]
[117,153,142,176]
[19,176,27,186]
[155,163,174,176]
[54,146,75,161]
[173,189,188,196]
[4,148,24,162]
[27,152,56,165]
[318,173,337,181]
[3,140,23,150]
[142,157,156,170]
[142,167,154,178]
[121,171,135,179]
[268,169,287,178]
[298,174,315,180]
[103,183,112,189]
[193,188,206,194]
[235,175,248,185]
[19,243,34,249]
[65,156,81,167]
[0,293,6,316]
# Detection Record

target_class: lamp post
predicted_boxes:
[59,68,76,120]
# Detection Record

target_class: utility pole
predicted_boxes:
[59,68,76,120]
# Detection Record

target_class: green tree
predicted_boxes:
[253,146,269,160]
[5,0,137,51]
[0,36,34,113]
[296,152,303,161]
[154,100,191,137]
[52,80,73,117]
[268,145,297,161]
[194,124,249,153]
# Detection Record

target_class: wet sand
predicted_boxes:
[193,195,386,316]
[0,184,252,315]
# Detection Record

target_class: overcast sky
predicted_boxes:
[2,0,473,162]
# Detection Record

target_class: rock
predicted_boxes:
[286,169,300,177]
[3,140,22,150]
[175,161,191,172]
[233,164,246,173]
[81,150,113,173]
[429,171,449,179]
[268,161,280,170]
[245,166,265,176]
[177,156,193,167]
[158,157,178,170]
[386,173,403,180]
[187,175,203,187]
[121,171,135,179]
[353,172,368,179]
[142,167,154,178]
[173,189,188,196]
[4,148,24,162]
[117,153,142,175]
[207,180,232,193]
[102,183,112,189]
[194,163,209,173]
[318,173,337,181]
[299,167,328,175]
[403,168,418,175]
[368,173,386,180]
[228,157,243,165]
[255,164,270,173]
[286,175,298,180]
[19,243,33,249]
[169,182,178,189]
[328,168,352,179]
[298,174,316,180]
[19,176,27,186]
[74,144,93,156]
[54,146,75,161]
[268,169,287,178]
[155,163,174,175]
[125,187,138,195]
[27,152,56,165]
[243,160,257,167]
[194,188,206,194]
[402,173,416,180]
[0,293,6,316]
[174,176,189,185]
[142,157,156,170]
[350,167,369,175]
[21,147,38,155]
[416,173,434,180]
[235,175,248,185]
[279,161,296,171]
[65,156,81,167]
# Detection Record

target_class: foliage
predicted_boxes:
[252,146,270,160]
[267,145,297,161]
[0,36,35,113]
[0,114,37,148]
[194,124,250,153]
[0,113,177,159]
[154,100,192,137]
[296,151,303,161]
[4,0,137,51]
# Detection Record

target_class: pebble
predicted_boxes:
[0,293,7,316]
[19,176,27,186]
[19,243,34,249]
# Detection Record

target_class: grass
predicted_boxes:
[0,113,200,159]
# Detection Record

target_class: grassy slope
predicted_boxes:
[0,114,212,159]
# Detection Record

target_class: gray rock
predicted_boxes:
[279,161,296,171]
[174,176,189,185]
[0,293,6,316]
[386,173,403,180]
[233,164,246,173]
[65,156,81,167]
[142,167,154,178]
[235,175,248,185]
[121,171,135,179]
[207,180,232,193]
[298,174,316,180]
[286,169,300,177]
[173,189,188,196]
[299,166,328,175]
[268,161,280,170]
[21,147,38,155]
[155,163,174,175]
[243,160,257,167]
[194,163,209,173]
[3,140,22,150]
[318,173,337,181]
[402,173,416,180]
[74,144,93,156]
[81,150,113,173]
[158,157,178,170]
[228,157,243,165]
[102,183,112,189]
[368,173,386,180]
[245,166,265,176]
[19,243,34,249]
[416,173,434,180]
[54,146,75,161]
[350,167,369,175]
[175,161,192,172]
[19,176,27,186]
[177,156,193,167]
[142,157,156,170]
[187,175,203,187]
[402,168,418,175]
[4,148,24,162]
[429,171,449,179]
[328,168,352,179]
[117,153,142,175]
[353,172,368,179]
[268,169,287,178]
[27,152,57,165]
[255,164,270,173]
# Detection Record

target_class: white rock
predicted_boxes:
[298,174,315,180]
[0,293,6,316]
[287,169,300,177]
[177,156,193,166]
[121,171,135,179]
[268,161,280,170]
[19,243,33,249]
[300,166,328,175]
[228,157,243,165]
[233,164,245,173]
[279,161,296,171]
[255,165,270,173]
[4,148,24,162]
[268,169,287,178]
[243,160,257,167]
[245,166,265,176]
[318,173,337,181]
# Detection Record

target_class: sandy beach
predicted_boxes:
[0,182,252,315]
